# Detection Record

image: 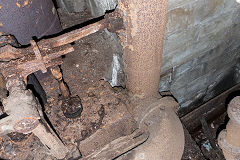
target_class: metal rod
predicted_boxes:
[39,19,107,49]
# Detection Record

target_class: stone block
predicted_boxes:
[57,0,86,12]
[86,0,117,17]
[166,6,194,34]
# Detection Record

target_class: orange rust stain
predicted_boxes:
[16,2,21,8]
[23,0,29,7]
[0,22,3,27]
[0,5,2,9]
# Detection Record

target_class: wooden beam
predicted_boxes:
[181,82,240,133]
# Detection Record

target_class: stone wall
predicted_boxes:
[86,0,118,17]
[160,0,240,116]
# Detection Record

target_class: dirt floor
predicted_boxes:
[0,8,229,160]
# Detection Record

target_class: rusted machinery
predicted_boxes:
[0,0,185,159]
[114,0,185,159]
[0,12,123,159]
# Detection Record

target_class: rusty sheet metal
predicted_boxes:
[117,0,169,98]
[0,0,62,45]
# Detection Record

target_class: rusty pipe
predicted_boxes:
[218,96,240,160]
[116,0,185,159]
[39,19,107,49]
[39,13,123,49]
[118,0,168,98]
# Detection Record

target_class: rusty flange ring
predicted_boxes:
[218,130,240,155]
[228,96,240,124]
[14,117,40,134]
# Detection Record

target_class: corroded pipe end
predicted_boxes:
[218,130,240,160]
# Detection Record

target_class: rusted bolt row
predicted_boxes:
[218,96,240,160]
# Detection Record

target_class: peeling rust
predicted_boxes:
[0,0,62,45]
[105,10,124,33]
[118,0,168,98]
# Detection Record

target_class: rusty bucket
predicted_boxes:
[0,0,62,45]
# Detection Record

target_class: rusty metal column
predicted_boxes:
[118,0,168,98]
